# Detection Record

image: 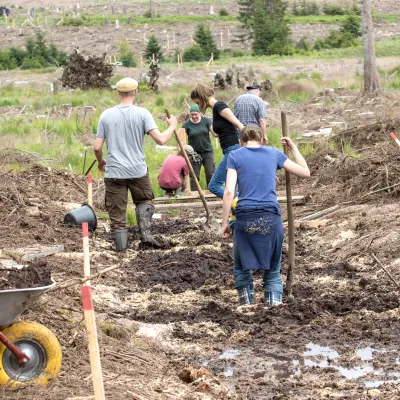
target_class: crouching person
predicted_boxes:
[94,77,177,251]
[221,126,310,305]
[158,145,195,196]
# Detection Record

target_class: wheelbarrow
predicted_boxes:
[0,279,62,388]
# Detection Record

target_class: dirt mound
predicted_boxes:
[130,245,233,294]
[0,164,105,251]
[0,261,52,290]
[302,118,400,205]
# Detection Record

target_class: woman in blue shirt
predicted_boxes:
[222,126,310,305]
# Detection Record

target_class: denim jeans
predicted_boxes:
[232,231,283,295]
[208,144,240,198]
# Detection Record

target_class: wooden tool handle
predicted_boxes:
[165,109,210,224]
[281,111,295,296]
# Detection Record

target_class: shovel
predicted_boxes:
[281,111,295,301]
[165,109,211,229]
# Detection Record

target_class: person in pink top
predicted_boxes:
[158,145,196,196]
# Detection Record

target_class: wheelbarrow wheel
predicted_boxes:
[0,321,62,387]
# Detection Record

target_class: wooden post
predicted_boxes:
[113,55,117,63]
[281,111,295,298]
[12,18,15,29]
[152,53,155,62]
[140,54,144,68]
[178,128,190,195]
[211,52,214,66]
[80,222,106,400]
[88,173,93,207]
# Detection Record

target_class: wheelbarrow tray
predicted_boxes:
[0,279,56,327]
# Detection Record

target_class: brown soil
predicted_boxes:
[0,261,52,289]
[1,94,400,398]
[0,161,105,251]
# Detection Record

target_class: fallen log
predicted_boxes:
[154,195,305,209]
[296,205,340,221]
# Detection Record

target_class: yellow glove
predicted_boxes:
[230,197,238,219]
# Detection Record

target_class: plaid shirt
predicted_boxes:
[233,93,268,127]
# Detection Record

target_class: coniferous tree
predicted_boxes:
[251,0,291,55]
[193,24,220,60]
[238,0,290,54]
[144,35,163,61]
[252,1,269,55]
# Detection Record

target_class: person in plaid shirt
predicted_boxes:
[234,84,268,143]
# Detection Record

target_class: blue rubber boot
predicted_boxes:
[237,285,255,305]
[264,291,283,305]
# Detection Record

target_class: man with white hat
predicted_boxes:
[94,77,177,250]
[234,83,268,143]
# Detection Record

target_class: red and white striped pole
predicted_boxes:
[88,173,93,207]
[80,222,105,400]
[390,132,400,148]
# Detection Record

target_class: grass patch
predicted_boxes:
[0,98,20,106]
[126,209,137,226]
[277,81,316,103]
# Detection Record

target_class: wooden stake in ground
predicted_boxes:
[88,173,93,207]
[281,111,295,299]
[80,222,106,400]
[390,132,400,148]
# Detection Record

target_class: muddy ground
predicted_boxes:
[1,79,400,398]
[0,144,400,399]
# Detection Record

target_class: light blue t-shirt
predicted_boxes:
[227,146,287,209]
[96,105,157,179]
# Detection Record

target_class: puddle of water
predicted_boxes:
[294,343,400,388]
[365,378,400,388]
[222,367,234,377]
[357,347,374,361]
[304,343,339,359]
[336,365,374,379]
[219,349,241,360]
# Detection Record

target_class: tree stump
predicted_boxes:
[61,104,73,118]
[83,106,96,128]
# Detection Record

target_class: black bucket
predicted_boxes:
[63,205,97,231]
